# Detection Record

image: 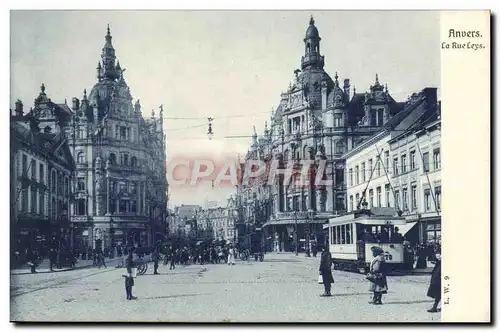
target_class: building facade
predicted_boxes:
[22,26,169,251]
[236,17,411,252]
[344,88,440,244]
[10,96,76,261]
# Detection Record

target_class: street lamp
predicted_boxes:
[294,210,298,256]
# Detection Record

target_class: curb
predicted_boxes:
[10,259,123,276]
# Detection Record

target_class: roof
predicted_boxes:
[305,17,320,39]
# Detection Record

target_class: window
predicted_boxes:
[120,126,127,140]
[131,156,138,167]
[65,177,69,196]
[369,189,374,208]
[393,158,399,175]
[385,151,390,168]
[77,178,85,191]
[130,182,137,194]
[22,154,28,175]
[368,159,373,175]
[385,184,391,207]
[355,166,359,185]
[115,125,120,139]
[51,198,56,219]
[334,114,342,127]
[402,188,408,210]
[355,193,360,209]
[377,109,384,126]
[77,152,85,164]
[361,163,366,182]
[349,169,353,186]
[21,187,28,212]
[31,187,37,213]
[335,141,344,155]
[109,153,117,165]
[424,189,431,211]
[109,199,116,214]
[31,159,36,179]
[77,199,86,216]
[401,154,407,173]
[435,186,441,210]
[376,187,382,207]
[51,171,56,191]
[376,160,381,177]
[370,109,377,126]
[120,153,129,166]
[410,151,416,170]
[340,225,346,244]
[433,148,441,170]
[411,184,417,210]
[76,127,85,139]
[39,192,45,215]
[346,224,351,244]
[349,195,354,212]
[131,200,137,213]
[39,164,44,184]
[394,190,400,210]
[423,152,430,172]
[119,200,128,213]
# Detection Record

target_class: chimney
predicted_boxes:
[72,97,80,111]
[343,79,350,98]
[14,99,23,117]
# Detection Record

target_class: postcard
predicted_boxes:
[9,10,490,323]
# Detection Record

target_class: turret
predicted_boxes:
[14,99,23,117]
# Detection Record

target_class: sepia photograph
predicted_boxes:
[8,9,490,323]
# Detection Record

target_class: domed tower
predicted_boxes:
[99,25,119,82]
[299,16,333,110]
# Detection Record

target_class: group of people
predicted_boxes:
[158,243,237,270]
[318,243,442,313]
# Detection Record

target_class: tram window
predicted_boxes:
[335,226,340,244]
[340,225,346,244]
[346,224,351,244]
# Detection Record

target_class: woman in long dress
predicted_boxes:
[319,247,334,297]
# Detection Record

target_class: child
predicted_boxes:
[122,272,137,300]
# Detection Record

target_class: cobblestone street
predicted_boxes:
[11,253,439,322]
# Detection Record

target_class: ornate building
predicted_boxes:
[237,17,411,252]
[21,26,169,251]
[10,95,75,261]
[65,26,168,251]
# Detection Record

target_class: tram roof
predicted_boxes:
[323,209,407,229]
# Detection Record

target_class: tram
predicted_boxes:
[323,208,410,273]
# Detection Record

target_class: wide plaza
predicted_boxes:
[11,253,439,322]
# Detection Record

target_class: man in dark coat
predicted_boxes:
[427,248,441,313]
[319,247,334,297]
[152,246,160,275]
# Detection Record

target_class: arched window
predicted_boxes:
[109,153,116,165]
[77,152,85,164]
[131,156,138,167]
[77,199,86,216]
[335,141,345,155]
[51,197,56,219]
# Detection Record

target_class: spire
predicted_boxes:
[100,24,117,81]
[40,83,46,94]
[83,89,88,101]
[334,72,339,85]
[152,109,155,118]
[375,73,379,85]
[309,15,315,26]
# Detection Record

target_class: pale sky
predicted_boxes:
[10,11,440,207]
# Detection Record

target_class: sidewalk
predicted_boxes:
[10,257,122,275]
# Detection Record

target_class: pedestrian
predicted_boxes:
[152,246,160,275]
[49,247,57,271]
[318,247,334,297]
[427,246,441,313]
[227,245,235,265]
[26,247,37,273]
[169,250,176,270]
[367,246,388,305]
[124,247,137,299]
[122,271,137,300]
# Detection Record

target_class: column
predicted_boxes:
[106,178,110,214]
[142,182,147,214]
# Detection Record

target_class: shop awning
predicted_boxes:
[397,222,418,236]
